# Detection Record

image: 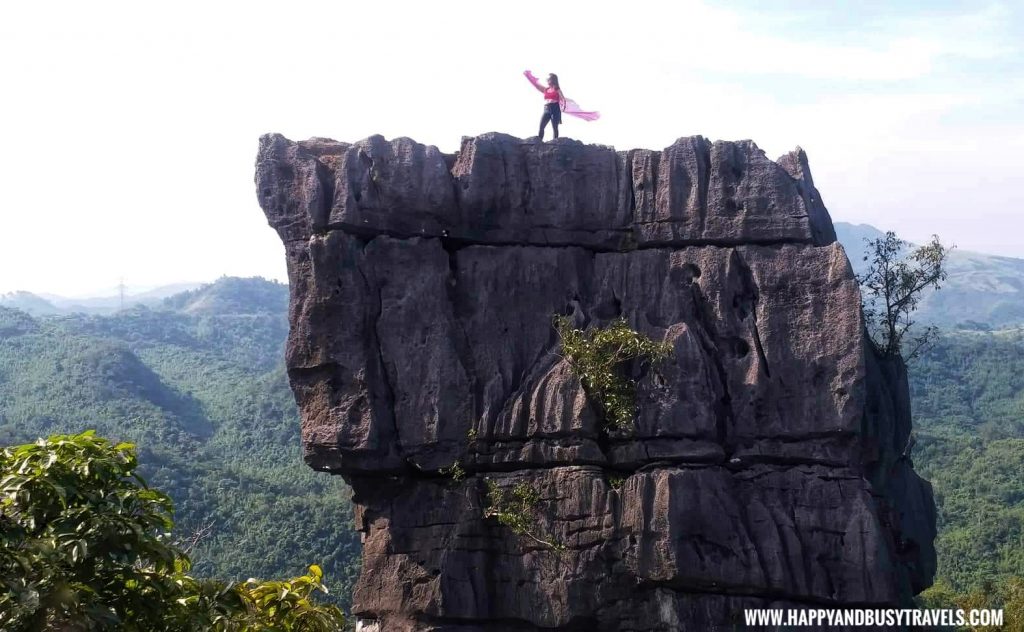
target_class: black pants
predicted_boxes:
[539,102,561,140]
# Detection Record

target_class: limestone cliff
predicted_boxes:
[255,133,936,631]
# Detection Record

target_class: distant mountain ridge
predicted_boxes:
[0,278,286,317]
[162,277,288,315]
[835,222,1024,329]
[0,290,63,315]
[1,282,204,316]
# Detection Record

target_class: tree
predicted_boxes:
[858,232,951,361]
[0,431,345,631]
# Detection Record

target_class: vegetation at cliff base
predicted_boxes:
[0,431,345,631]
[554,315,671,430]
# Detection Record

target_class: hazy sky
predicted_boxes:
[1,0,1021,295]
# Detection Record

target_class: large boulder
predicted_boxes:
[256,132,934,631]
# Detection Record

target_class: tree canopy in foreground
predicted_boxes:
[0,431,345,631]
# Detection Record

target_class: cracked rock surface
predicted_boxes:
[256,133,935,631]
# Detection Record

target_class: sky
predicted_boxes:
[1,0,1021,295]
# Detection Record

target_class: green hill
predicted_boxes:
[0,290,62,315]
[0,277,360,606]
[162,276,289,315]
[908,329,1024,590]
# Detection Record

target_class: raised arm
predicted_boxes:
[523,70,545,93]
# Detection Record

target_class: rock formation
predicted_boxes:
[255,133,936,631]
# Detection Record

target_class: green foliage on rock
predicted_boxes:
[554,316,671,430]
[483,479,563,552]
[439,462,466,482]
[0,431,345,632]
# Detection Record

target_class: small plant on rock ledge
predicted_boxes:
[554,315,672,430]
[483,479,565,552]
[439,461,466,482]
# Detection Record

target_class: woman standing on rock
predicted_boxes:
[523,70,600,141]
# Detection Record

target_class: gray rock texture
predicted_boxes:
[256,133,934,631]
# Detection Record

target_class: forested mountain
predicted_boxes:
[0,277,360,607]
[1,273,1021,606]
[909,331,1024,591]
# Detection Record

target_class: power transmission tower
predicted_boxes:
[118,277,126,311]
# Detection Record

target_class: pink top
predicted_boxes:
[523,70,601,122]
[525,72,564,104]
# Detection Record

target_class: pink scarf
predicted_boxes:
[523,71,600,122]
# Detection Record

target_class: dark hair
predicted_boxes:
[547,73,560,90]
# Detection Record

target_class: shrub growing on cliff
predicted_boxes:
[554,316,672,430]
[858,232,951,361]
[0,431,345,631]
[439,461,466,482]
[483,479,564,552]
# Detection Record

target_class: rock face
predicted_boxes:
[256,133,935,631]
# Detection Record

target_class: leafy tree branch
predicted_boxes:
[858,232,951,361]
[0,431,346,631]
